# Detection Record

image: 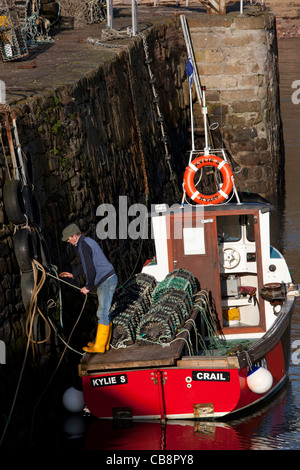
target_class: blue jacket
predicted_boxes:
[72,236,115,290]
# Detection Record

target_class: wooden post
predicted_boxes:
[205,0,226,15]
[219,0,226,14]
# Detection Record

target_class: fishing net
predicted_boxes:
[59,0,106,28]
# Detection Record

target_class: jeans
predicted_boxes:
[96,274,118,325]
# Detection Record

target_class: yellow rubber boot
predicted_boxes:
[106,323,112,351]
[83,324,110,354]
[87,322,112,350]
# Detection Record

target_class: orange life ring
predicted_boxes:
[183,154,233,205]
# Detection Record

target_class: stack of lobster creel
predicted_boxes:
[3,174,49,313]
[136,269,197,344]
[110,273,157,347]
[109,269,197,347]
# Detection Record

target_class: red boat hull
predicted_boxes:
[82,336,289,420]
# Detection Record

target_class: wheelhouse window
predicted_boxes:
[217,215,241,242]
[217,214,255,243]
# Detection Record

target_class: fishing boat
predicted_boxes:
[78,16,298,421]
[79,188,297,420]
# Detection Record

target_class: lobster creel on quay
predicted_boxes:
[79,195,297,420]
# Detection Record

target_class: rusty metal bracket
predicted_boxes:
[193,402,214,418]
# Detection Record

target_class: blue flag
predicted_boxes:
[186,56,194,88]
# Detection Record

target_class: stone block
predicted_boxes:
[208,103,229,116]
[221,89,257,101]
[231,100,261,113]
[234,14,272,31]
[197,64,224,76]
[202,75,238,89]
[230,140,255,153]
[189,15,233,30]
[48,155,60,171]
[239,75,259,87]
[224,63,248,75]
[223,33,255,47]
[227,126,258,142]
[255,138,269,152]
[252,151,271,164]
[195,49,224,64]
[206,90,221,101]
[191,33,220,49]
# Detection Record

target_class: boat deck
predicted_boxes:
[79,308,199,375]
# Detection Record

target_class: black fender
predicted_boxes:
[36,232,51,268]
[13,228,37,272]
[3,179,33,225]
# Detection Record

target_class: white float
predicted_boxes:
[62,386,85,413]
[247,367,273,394]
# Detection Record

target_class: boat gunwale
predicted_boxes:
[79,296,295,376]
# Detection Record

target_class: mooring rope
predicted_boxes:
[0,259,88,447]
[0,257,48,447]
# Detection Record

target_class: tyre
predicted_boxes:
[36,232,51,268]
[22,185,34,223]
[13,228,36,272]
[3,179,33,225]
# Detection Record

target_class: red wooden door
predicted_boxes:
[168,212,222,323]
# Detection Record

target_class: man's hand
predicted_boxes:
[59,272,74,278]
[80,286,90,295]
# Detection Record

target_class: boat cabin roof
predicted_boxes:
[152,193,273,218]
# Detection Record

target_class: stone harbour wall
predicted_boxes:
[188,12,284,196]
[0,11,283,355]
[0,20,190,356]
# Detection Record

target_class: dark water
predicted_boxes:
[58,38,300,452]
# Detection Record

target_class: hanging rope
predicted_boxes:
[0,259,88,447]
[25,259,51,360]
